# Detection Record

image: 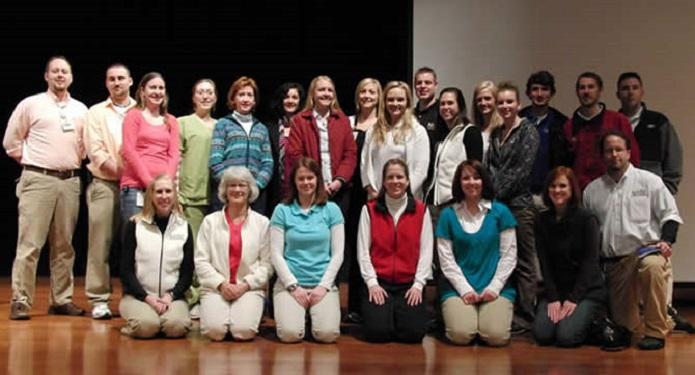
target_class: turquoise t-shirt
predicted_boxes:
[270,201,344,286]
[436,201,517,303]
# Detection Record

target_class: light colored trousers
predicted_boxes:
[199,291,265,341]
[442,295,514,346]
[273,283,341,343]
[604,254,671,339]
[119,295,191,338]
[85,178,120,305]
[12,170,80,307]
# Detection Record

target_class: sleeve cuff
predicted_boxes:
[366,278,379,288]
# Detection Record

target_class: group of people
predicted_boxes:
[3,56,689,351]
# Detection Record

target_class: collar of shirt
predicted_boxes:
[603,163,635,187]
[313,110,329,126]
[456,199,491,217]
[576,103,605,121]
[290,200,319,216]
[106,96,136,109]
[628,106,643,130]
[46,89,71,106]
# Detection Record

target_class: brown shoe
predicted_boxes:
[48,303,85,316]
[9,302,30,320]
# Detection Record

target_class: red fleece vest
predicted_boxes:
[367,199,426,284]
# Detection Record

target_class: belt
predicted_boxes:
[24,165,79,179]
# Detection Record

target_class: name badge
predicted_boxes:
[61,122,75,132]
[136,191,145,207]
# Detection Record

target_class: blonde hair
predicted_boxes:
[472,80,503,131]
[353,78,384,118]
[373,81,415,145]
[134,175,183,222]
[303,75,342,113]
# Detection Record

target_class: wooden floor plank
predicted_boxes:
[1,277,694,374]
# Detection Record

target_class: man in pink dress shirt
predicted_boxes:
[3,56,88,320]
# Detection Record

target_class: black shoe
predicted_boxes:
[511,322,530,336]
[638,336,665,350]
[48,303,85,316]
[668,306,695,334]
[9,302,30,320]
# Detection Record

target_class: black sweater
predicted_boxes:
[534,207,606,303]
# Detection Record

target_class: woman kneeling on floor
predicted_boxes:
[195,166,273,341]
[119,175,194,338]
[436,160,517,346]
[357,158,433,342]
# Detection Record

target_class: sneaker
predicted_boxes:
[343,312,362,324]
[91,303,112,320]
[668,306,695,334]
[48,302,85,316]
[637,336,665,350]
[9,301,30,320]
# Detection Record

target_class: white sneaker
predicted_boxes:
[91,303,112,320]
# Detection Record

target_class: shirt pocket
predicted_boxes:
[627,195,650,225]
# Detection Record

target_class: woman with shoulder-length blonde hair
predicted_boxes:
[195,166,273,341]
[209,76,273,213]
[344,77,384,323]
[361,81,430,200]
[472,80,503,160]
[119,174,193,339]
[285,75,356,217]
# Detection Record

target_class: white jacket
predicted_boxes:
[195,208,273,295]
[360,118,430,199]
[426,123,475,205]
[135,213,189,297]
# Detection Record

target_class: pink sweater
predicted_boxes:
[120,109,180,189]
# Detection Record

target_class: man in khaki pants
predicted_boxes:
[3,56,88,320]
[83,64,135,319]
[584,130,682,350]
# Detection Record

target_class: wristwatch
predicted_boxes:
[286,283,299,292]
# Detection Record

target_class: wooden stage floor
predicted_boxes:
[1,277,694,374]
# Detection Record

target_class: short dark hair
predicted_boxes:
[414,66,437,82]
[451,160,495,203]
[576,72,603,90]
[598,129,631,154]
[106,63,131,77]
[616,72,643,89]
[45,55,71,72]
[542,166,582,209]
[526,70,556,95]
[284,157,329,205]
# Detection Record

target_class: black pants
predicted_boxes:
[361,281,428,343]
[510,206,538,329]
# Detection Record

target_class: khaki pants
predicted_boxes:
[273,283,340,343]
[604,254,671,339]
[119,295,191,338]
[199,291,265,341]
[442,296,514,346]
[12,170,80,307]
[85,178,120,305]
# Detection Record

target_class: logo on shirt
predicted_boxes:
[631,189,648,197]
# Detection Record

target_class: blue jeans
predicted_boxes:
[533,299,601,347]
[119,187,143,246]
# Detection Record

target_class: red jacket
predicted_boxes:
[285,109,357,188]
[367,196,426,284]
[563,108,640,190]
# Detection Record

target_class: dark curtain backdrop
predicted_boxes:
[0,1,413,276]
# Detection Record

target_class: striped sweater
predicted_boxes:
[209,114,274,188]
